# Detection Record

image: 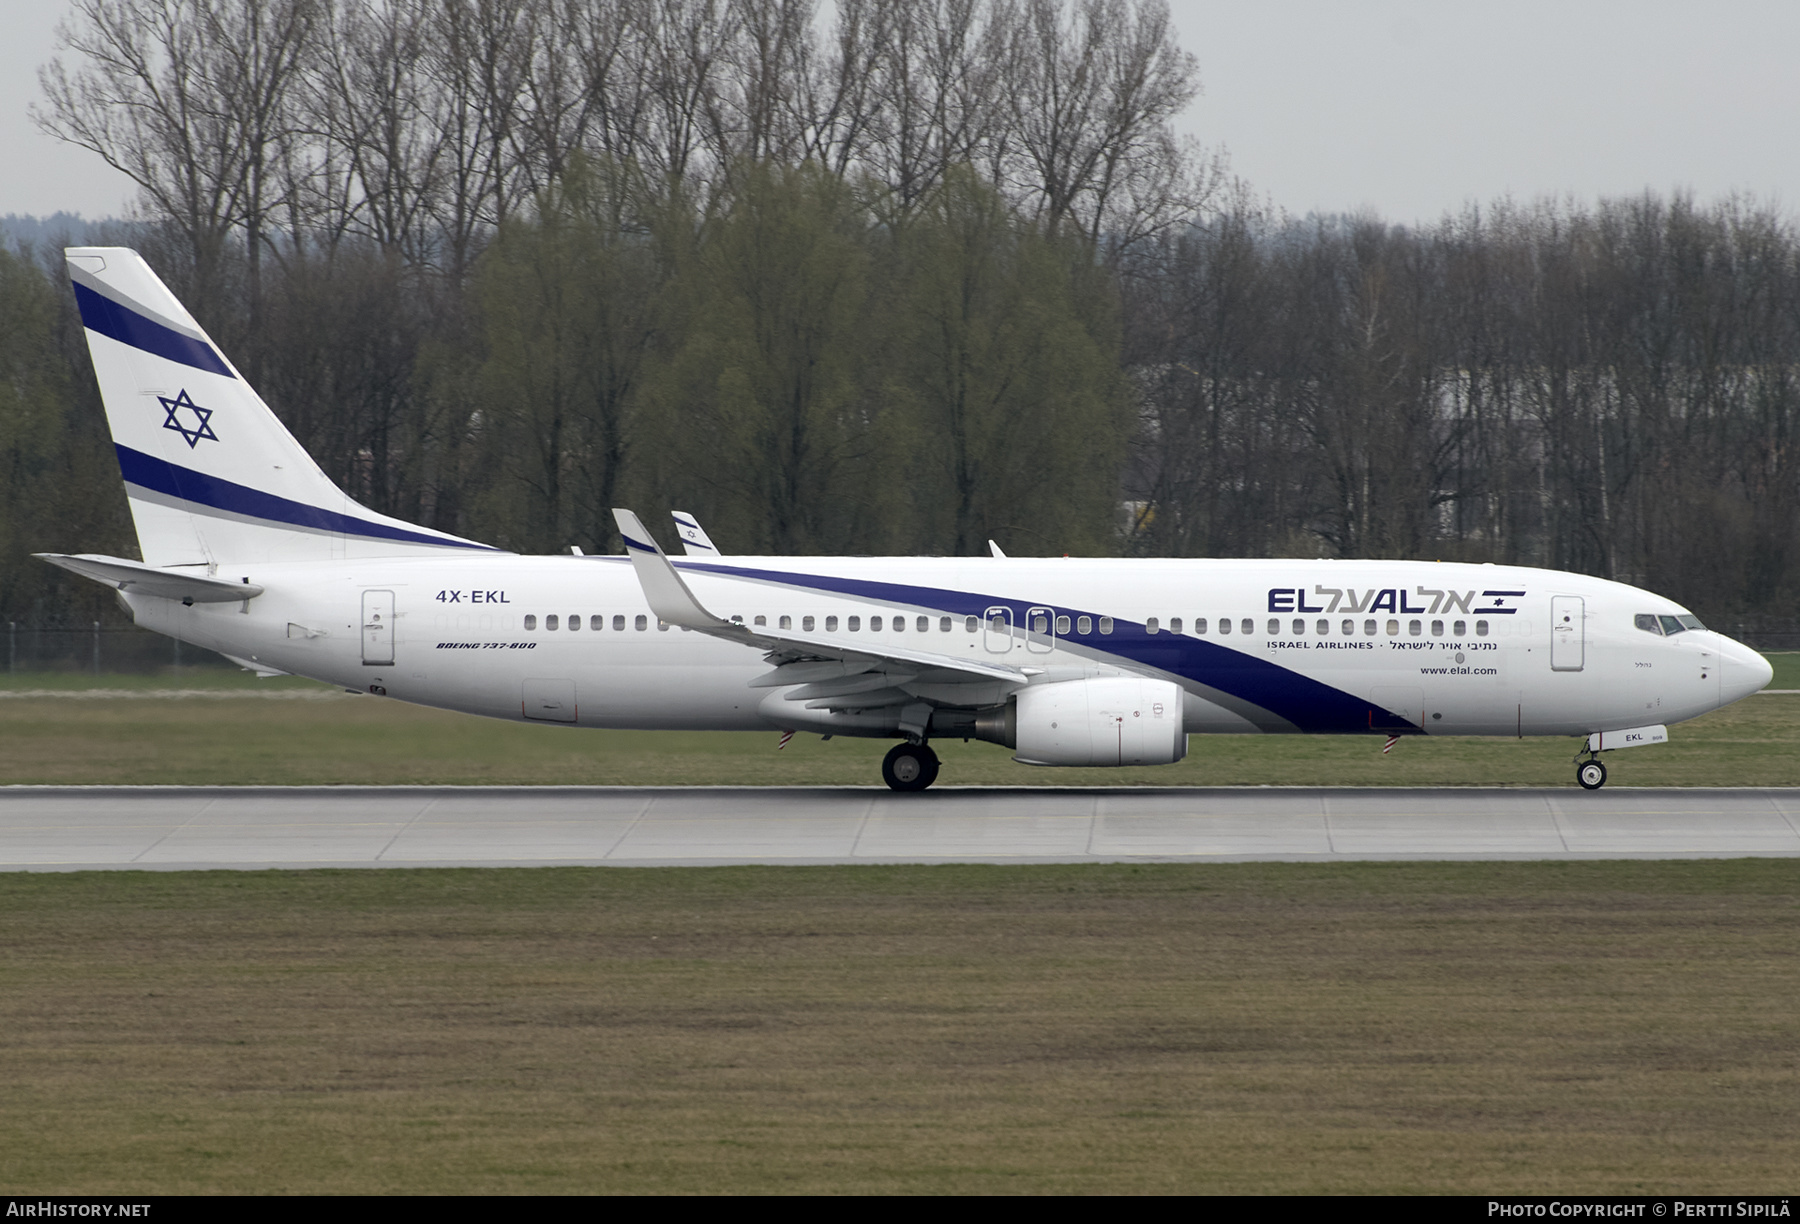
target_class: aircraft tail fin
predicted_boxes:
[65,247,494,567]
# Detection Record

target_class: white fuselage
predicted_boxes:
[125,554,1766,740]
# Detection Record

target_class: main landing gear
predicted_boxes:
[882,742,941,791]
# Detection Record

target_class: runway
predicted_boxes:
[3,785,1799,869]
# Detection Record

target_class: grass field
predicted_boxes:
[1,656,1795,786]
[1,861,1796,1194]
[4,667,1796,1194]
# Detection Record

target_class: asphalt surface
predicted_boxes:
[3,785,1798,869]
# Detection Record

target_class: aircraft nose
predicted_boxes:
[1720,639,1774,704]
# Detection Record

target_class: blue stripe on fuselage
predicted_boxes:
[74,282,235,378]
[676,560,1413,734]
[115,445,495,550]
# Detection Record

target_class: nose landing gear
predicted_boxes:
[882,742,941,791]
[1576,756,1608,790]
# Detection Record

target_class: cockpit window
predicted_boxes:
[1678,614,1705,631]
[1636,614,1663,635]
[1659,615,1686,635]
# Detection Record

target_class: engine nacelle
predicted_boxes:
[1006,678,1187,767]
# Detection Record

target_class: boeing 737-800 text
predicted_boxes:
[39,249,1772,790]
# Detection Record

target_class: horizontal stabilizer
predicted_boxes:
[35,553,263,603]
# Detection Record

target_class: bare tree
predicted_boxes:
[998,0,1200,247]
[305,0,447,261]
[860,0,1002,214]
[425,0,537,282]
[36,0,317,323]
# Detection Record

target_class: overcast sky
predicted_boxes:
[5,0,1797,226]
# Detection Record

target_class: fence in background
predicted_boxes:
[1713,619,1800,651]
[4,624,235,674]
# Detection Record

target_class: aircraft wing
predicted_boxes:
[36,553,264,603]
[613,509,1026,690]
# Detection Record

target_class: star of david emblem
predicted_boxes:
[159,388,217,448]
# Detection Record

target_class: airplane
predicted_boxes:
[39,248,1773,791]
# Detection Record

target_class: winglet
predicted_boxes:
[612,509,731,629]
[988,539,1007,558]
[671,510,722,556]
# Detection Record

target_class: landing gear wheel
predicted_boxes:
[1577,759,1608,790]
[882,742,940,792]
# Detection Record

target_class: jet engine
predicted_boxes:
[974,677,1187,766]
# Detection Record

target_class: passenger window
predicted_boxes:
[569,614,581,631]
[1453,619,1465,636]
[1169,617,1182,633]
[1056,614,1071,634]
[1218,617,1232,635]
[891,615,903,633]
[780,615,792,629]
[1317,619,1329,635]
[918,616,930,632]
[803,616,815,631]
[1194,618,1207,635]
[1146,617,1159,634]
[1099,616,1114,635]
[754,615,766,627]
[1241,618,1254,635]
[1268,618,1279,635]
[1077,615,1092,634]
[634,614,647,630]
[546,614,559,631]
[1476,620,1488,637]
[1431,619,1443,637]
[590,615,603,630]
[658,620,669,631]
[524,614,537,630]
[1032,612,1050,634]
[1387,619,1399,635]
[826,616,839,631]
[1408,619,1421,636]
[867,616,879,631]
[938,616,950,632]
[613,614,625,631]
[965,616,978,632]
[1365,619,1377,635]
